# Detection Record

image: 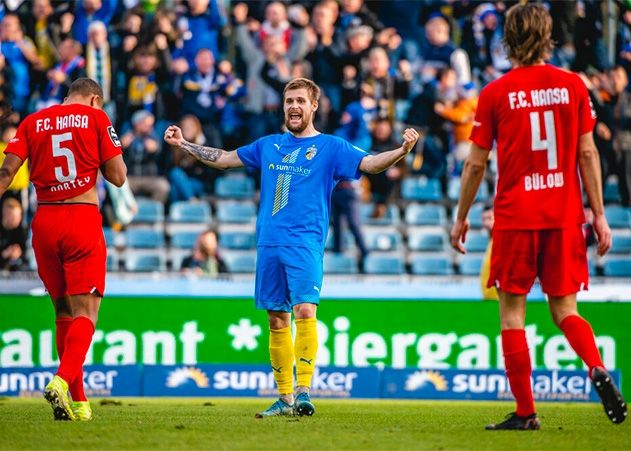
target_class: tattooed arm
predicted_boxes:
[164,125,244,170]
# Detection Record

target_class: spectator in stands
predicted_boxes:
[364,118,405,219]
[331,179,369,272]
[336,0,384,43]
[617,5,631,76]
[434,81,478,175]
[0,196,27,272]
[179,48,225,147]
[121,109,170,204]
[0,56,15,119]
[122,44,170,125]
[72,0,117,46]
[419,13,471,87]
[233,2,309,140]
[479,204,498,301]
[573,0,609,72]
[181,229,227,276]
[172,0,225,70]
[85,21,114,117]
[307,0,344,114]
[38,38,85,108]
[549,0,577,69]
[464,3,511,85]
[0,125,29,196]
[340,25,374,107]
[1,13,41,117]
[335,82,377,150]
[406,67,456,181]
[361,46,411,122]
[168,114,216,203]
[258,1,292,49]
[612,65,631,207]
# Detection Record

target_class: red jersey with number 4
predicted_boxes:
[470,64,596,230]
[4,103,122,202]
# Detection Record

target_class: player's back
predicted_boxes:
[10,103,120,202]
[474,64,595,230]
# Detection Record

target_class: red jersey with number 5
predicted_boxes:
[4,103,122,202]
[470,64,596,230]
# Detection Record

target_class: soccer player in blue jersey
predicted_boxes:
[164,78,419,417]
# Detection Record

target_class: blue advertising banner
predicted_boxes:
[143,364,381,398]
[0,365,142,397]
[381,368,621,402]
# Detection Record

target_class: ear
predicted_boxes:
[312,100,319,112]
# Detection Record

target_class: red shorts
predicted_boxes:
[488,227,588,297]
[32,204,106,299]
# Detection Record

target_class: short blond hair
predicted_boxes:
[283,78,321,103]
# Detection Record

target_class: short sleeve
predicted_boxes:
[97,110,123,163]
[334,138,368,181]
[237,138,262,170]
[3,117,29,161]
[469,84,495,150]
[577,80,597,135]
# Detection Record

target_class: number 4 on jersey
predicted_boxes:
[529,110,558,170]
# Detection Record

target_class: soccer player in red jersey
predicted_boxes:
[451,4,626,430]
[0,78,127,421]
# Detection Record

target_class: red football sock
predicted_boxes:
[55,317,86,400]
[559,315,604,377]
[502,329,536,417]
[56,316,95,392]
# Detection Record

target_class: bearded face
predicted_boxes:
[283,88,317,134]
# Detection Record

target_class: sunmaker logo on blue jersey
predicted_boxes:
[268,164,312,176]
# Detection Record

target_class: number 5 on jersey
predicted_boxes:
[52,132,77,183]
[529,110,558,170]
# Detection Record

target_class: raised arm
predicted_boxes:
[450,143,490,254]
[359,128,419,174]
[0,153,25,198]
[578,131,611,256]
[164,125,244,170]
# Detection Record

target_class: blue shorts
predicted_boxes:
[255,246,323,312]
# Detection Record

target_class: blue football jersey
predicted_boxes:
[237,132,367,251]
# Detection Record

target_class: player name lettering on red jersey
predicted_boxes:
[524,171,564,192]
[35,114,89,132]
[508,88,570,110]
[50,175,91,193]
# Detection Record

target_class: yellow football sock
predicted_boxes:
[269,326,294,395]
[294,318,318,388]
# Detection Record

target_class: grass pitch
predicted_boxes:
[0,397,629,450]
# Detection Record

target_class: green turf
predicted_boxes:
[0,397,628,450]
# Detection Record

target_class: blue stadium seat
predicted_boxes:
[130,198,165,225]
[106,252,119,272]
[170,231,199,249]
[323,253,359,274]
[605,206,631,229]
[602,258,631,277]
[448,178,489,203]
[359,203,400,226]
[364,228,403,251]
[465,231,490,253]
[169,201,212,224]
[604,179,621,204]
[216,201,257,224]
[588,258,598,277]
[407,229,448,252]
[222,251,257,273]
[453,203,486,229]
[458,255,484,275]
[324,230,357,251]
[214,175,255,199]
[125,229,165,249]
[103,227,116,247]
[611,235,631,254]
[405,203,447,226]
[401,177,442,202]
[410,254,454,275]
[124,251,167,272]
[364,253,405,275]
[220,230,257,250]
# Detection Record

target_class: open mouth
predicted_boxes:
[289,112,302,121]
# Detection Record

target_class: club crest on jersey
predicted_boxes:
[305,145,317,160]
[108,126,121,147]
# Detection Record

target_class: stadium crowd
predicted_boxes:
[1,0,630,274]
